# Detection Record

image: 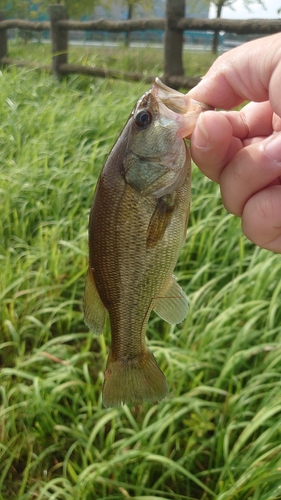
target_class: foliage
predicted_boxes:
[0,0,33,18]
[202,0,266,52]
[0,0,101,20]
[0,0,155,20]
[62,0,98,19]
[101,0,154,17]
[115,0,154,16]
[99,0,154,46]
[1,49,281,499]
[212,0,266,16]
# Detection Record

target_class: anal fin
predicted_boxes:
[84,267,107,334]
[153,275,188,324]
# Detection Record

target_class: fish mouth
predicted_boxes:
[152,77,212,138]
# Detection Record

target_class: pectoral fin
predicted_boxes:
[84,267,107,334]
[146,194,176,248]
[153,276,188,324]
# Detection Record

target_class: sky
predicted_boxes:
[209,0,280,19]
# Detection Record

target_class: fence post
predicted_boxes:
[0,12,7,61]
[164,0,184,86]
[49,4,68,78]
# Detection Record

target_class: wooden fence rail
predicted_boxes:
[2,17,281,33]
[1,2,281,88]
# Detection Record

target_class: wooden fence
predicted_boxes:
[1,3,281,88]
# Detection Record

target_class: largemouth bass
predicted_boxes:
[84,78,209,408]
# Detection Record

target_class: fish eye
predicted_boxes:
[135,109,152,128]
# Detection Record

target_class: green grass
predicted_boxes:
[0,51,281,500]
[7,38,217,79]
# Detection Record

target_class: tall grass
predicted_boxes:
[7,39,217,79]
[0,59,281,500]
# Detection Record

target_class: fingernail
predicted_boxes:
[192,113,209,148]
[264,134,281,162]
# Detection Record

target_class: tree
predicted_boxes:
[60,0,97,19]
[0,1,46,42]
[0,0,99,20]
[125,1,134,47]
[209,0,266,53]
[45,0,99,19]
[102,0,153,46]
[125,0,153,45]
[0,0,154,24]
[0,0,32,18]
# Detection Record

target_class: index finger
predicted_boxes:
[190,111,243,183]
[188,33,281,117]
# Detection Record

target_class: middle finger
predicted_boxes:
[220,134,281,216]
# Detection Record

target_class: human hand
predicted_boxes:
[188,33,281,253]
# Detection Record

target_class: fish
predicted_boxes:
[84,78,210,408]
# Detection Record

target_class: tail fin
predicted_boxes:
[102,349,168,408]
